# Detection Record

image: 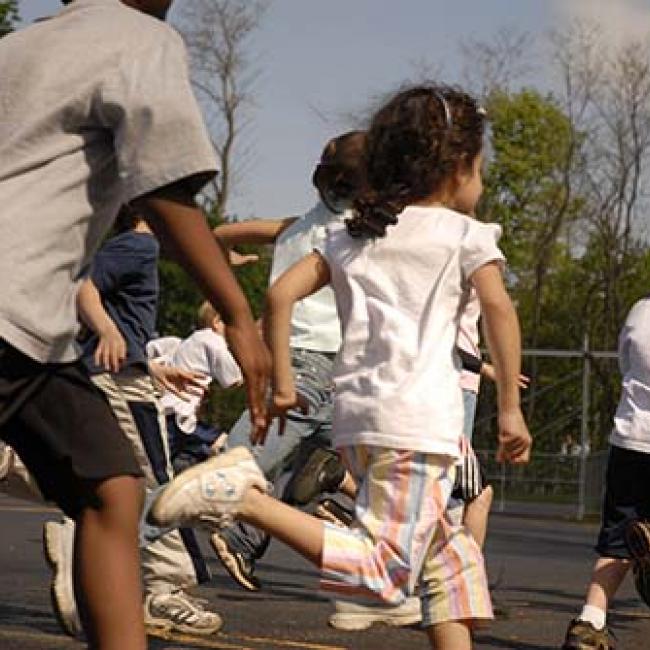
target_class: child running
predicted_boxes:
[0,1,267,648]
[562,296,650,650]
[207,131,365,592]
[149,83,532,650]
[151,301,243,473]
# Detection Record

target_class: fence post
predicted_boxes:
[577,333,590,520]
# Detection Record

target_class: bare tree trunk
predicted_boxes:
[177,0,267,220]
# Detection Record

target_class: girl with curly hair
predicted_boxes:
[150,84,532,650]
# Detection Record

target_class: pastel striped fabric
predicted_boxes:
[320,445,493,625]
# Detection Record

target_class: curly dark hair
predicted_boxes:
[347,84,485,238]
[312,130,366,211]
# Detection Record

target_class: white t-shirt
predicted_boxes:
[610,297,650,452]
[147,336,182,365]
[320,206,505,458]
[154,329,242,434]
[0,0,217,363]
[457,288,482,394]
[269,201,342,353]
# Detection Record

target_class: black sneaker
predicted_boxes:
[210,532,261,591]
[625,519,650,607]
[315,498,354,528]
[561,618,615,649]
[289,447,346,506]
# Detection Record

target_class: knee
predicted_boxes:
[91,475,145,522]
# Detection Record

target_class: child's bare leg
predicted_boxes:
[463,485,493,548]
[240,488,324,564]
[583,557,630,612]
[426,620,472,650]
[75,475,146,650]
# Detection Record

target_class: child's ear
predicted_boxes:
[454,155,473,187]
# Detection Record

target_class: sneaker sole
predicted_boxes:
[316,499,354,527]
[147,626,223,642]
[210,534,260,592]
[329,611,422,631]
[145,617,222,637]
[561,641,610,650]
[43,523,82,639]
[149,447,263,528]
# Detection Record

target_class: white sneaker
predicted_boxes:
[0,443,43,502]
[43,518,83,638]
[149,447,268,529]
[329,596,422,631]
[144,589,222,636]
[0,441,10,481]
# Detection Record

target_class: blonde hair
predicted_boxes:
[197,301,221,329]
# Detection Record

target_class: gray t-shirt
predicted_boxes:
[0,0,217,363]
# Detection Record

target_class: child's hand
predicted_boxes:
[481,363,530,389]
[496,408,532,464]
[94,323,127,373]
[229,250,259,267]
[271,390,308,437]
[149,361,207,401]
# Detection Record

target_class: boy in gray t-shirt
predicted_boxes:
[0,1,268,646]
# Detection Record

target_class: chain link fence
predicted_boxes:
[474,338,618,519]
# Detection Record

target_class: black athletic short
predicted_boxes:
[595,445,650,559]
[0,339,142,518]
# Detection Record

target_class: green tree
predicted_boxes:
[479,89,585,424]
[0,0,19,37]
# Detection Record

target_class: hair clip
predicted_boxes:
[432,90,453,131]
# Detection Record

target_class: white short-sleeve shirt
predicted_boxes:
[146,336,182,366]
[0,0,217,363]
[610,297,650,452]
[269,201,343,353]
[321,206,505,457]
[457,288,482,393]
[158,329,243,434]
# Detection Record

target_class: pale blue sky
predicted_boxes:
[17,0,650,219]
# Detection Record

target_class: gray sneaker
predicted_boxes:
[43,518,83,638]
[144,589,222,636]
[329,596,422,631]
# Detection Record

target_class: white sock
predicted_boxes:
[578,604,606,630]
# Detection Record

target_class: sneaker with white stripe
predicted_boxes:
[144,589,222,636]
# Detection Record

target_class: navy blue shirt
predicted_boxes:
[81,231,159,374]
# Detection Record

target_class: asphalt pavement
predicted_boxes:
[1,494,649,649]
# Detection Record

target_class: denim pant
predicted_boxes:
[221,348,335,560]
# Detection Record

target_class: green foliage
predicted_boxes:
[480,89,582,283]
[0,0,19,37]
[474,89,648,454]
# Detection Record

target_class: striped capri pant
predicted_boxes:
[320,444,493,627]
